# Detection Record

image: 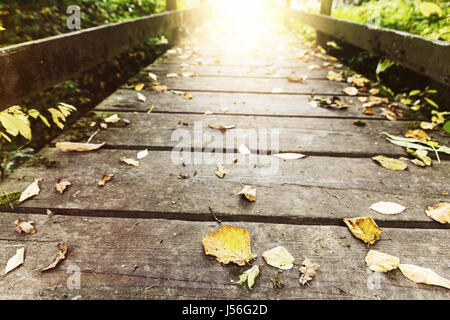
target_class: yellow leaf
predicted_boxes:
[262,246,295,270]
[202,225,253,266]
[425,202,450,224]
[0,108,31,140]
[56,142,105,152]
[0,25,5,31]
[405,129,430,141]
[0,131,11,142]
[48,108,66,129]
[135,83,145,91]
[238,185,256,202]
[343,217,382,245]
[215,163,229,178]
[342,87,358,96]
[365,250,400,272]
[372,155,408,171]
[419,2,443,17]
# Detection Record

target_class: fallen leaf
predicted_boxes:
[41,243,68,272]
[120,157,140,167]
[182,72,196,78]
[238,144,251,155]
[343,217,382,245]
[308,64,321,70]
[372,155,408,171]
[166,73,179,78]
[202,225,253,266]
[46,209,54,217]
[104,114,120,124]
[209,124,236,130]
[215,163,229,178]
[148,73,158,81]
[15,219,36,234]
[342,87,358,96]
[299,257,320,285]
[152,85,168,93]
[420,122,438,130]
[287,75,307,83]
[405,129,430,142]
[236,265,259,289]
[220,106,228,114]
[271,87,284,94]
[56,142,105,152]
[369,88,380,95]
[369,201,406,215]
[18,179,40,204]
[137,92,147,102]
[5,248,24,275]
[137,149,149,160]
[238,185,256,202]
[326,71,344,82]
[407,148,432,166]
[98,172,114,186]
[358,97,368,102]
[55,178,71,194]
[183,92,194,100]
[272,153,306,160]
[399,264,450,290]
[411,158,426,167]
[262,246,295,270]
[365,250,400,272]
[363,106,374,115]
[425,202,449,224]
[134,83,145,91]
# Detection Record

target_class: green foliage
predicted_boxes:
[333,0,450,41]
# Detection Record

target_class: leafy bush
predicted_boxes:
[333,0,450,41]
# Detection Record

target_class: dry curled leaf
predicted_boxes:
[369,201,406,215]
[15,219,36,234]
[365,250,400,272]
[372,155,407,171]
[41,243,68,272]
[166,73,179,78]
[342,87,358,96]
[56,142,105,152]
[405,129,430,142]
[55,178,71,194]
[104,114,120,124]
[5,248,24,275]
[299,257,320,285]
[239,185,256,202]
[425,202,449,224]
[420,122,438,130]
[152,85,168,93]
[262,246,295,270]
[209,124,235,130]
[343,217,382,245]
[399,264,450,290]
[287,75,307,83]
[120,157,140,167]
[46,209,54,217]
[18,179,40,204]
[183,92,194,100]
[363,106,374,115]
[215,163,229,178]
[137,92,147,102]
[326,71,344,82]
[98,172,114,186]
[202,225,253,266]
[137,149,149,160]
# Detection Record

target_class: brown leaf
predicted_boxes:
[342,87,358,96]
[208,124,236,130]
[299,257,320,285]
[287,75,307,83]
[41,243,68,272]
[120,157,140,167]
[343,217,382,245]
[215,163,229,178]
[98,172,114,186]
[46,209,54,217]
[363,106,374,115]
[152,85,168,93]
[55,178,71,194]
[15,219,36,234]
[56,142,105,152]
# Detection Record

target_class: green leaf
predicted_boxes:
[424,97,439,109]
[409,90,421,96]
[443,121,450,134]
[376,59,395,76]
[235,265,259,289]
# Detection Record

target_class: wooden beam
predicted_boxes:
[282,8,450,86]
[0,5,212,109]
[316,0,333,47]
[166,0,177,11]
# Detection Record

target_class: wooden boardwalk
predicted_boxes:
[0,21,449,300]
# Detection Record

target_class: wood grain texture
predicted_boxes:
[0,5,213,108]
[52,111,447,157]
[1,149,448,225]
[0,214,448,299]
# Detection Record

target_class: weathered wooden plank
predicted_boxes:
[0,214,448,299]
[123,76,364,95]
[282,8,450,86]
[94,89,397,119]
[52,112,447,157]
[147,61,341,78]
[0,5,213,108]
[1,149,448,225]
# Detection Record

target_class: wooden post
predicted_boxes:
[166,0,179,44]
[316,0,333,47]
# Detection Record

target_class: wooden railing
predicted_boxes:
[0,1,213,109]
[283,0,450,87]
